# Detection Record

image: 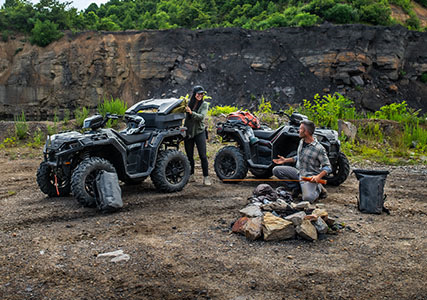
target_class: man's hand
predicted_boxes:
[185,106,192,114]
[273,155,291,165]
[310,171,327,183]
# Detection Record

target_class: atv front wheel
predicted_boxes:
[151,150,190,192]
[71,157,116,207]
[325,152,350,186]
[36,162,71,197]
[214,146,248,182]
[250,168,273,179]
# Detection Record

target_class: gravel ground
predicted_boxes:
[0,147,426,300]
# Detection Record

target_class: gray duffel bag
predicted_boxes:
[95,170,123,211]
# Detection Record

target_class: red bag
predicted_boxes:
[226,111,261,129]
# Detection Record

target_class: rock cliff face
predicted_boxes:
[0,25,426,119]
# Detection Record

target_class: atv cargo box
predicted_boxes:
[126,98,186,129]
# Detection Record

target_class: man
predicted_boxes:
[272,119,331,203]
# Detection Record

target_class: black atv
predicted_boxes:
[36,98,190,207]
[214,112,350,186]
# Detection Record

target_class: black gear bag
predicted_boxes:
[95,171,123,212]
[353,169,389,214]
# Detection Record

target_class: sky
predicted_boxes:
[0,0,110,11]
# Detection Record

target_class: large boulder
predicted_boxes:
[262,212,295,241]
[296,219,318,241]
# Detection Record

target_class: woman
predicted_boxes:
[184,85,211,186]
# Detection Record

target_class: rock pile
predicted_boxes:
[232,184,342,242]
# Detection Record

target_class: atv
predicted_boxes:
[37,98,191,207]
[214,112,350,186]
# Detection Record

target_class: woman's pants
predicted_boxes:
[184,132,209,177]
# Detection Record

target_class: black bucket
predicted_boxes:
[353,169,389,214]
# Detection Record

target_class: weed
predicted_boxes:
[1,136,17,148]
[98,96,127,128]
[75,106,89,128]
[26,128,45,148]
[14,111,28,140]
[63,109,70,126]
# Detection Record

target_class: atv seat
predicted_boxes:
[253,127,282,140]
[111,130,152,145]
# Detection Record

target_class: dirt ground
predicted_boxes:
[0,146,426,300]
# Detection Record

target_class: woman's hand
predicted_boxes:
[185,106,192,114]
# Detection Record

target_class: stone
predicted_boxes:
[387,84,398,93]
[312,209,328,219]
[351,75,364,86]
[284,211,306,226]
[304,215,318,221]
[295,201,310,210]
[325,217,336,227]
[244,217,262,241]
[261,201,292,213]
[313,217,329,234]
[334,72,351,85]
[232,216,249,234]
[338,120,357,141]
[239,205,263,218]
[296,219,318,241]
[262,212,295,241]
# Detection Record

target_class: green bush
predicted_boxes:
[292,12,320,27]
[14,111,28,140]
[325,4,359,23]
[208,105,240,116]
[30,19,63,47]
[420,72,427,83]
[98,96,127,128]
[406,14,421,30]
[373,101,420,124]
[359,2,392,26]
[300,93,356,130]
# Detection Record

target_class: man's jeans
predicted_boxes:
[272,166,320,203]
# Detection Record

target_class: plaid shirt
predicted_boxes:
[295,138,332,177]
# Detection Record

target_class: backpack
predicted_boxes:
[95,171,123,212]
[226,111,261,129]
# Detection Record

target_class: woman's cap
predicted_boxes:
[193,85,206,94]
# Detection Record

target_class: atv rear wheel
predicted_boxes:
[249,168,273,179]
[71,157,116,207]
[151,150,190,192]
[36,162,71,197]
[325,152,350,186]
[214,146,248,182]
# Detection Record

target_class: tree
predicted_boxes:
[30,19,63,47]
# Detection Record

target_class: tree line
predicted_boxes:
[1,0,426,46]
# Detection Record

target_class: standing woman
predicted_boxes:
[184,85,211,186]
